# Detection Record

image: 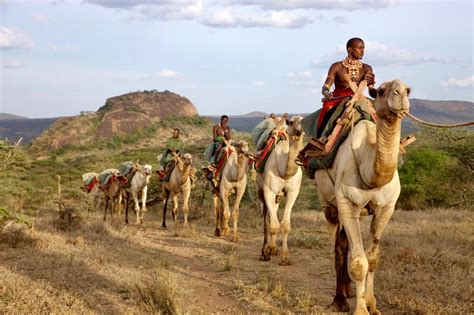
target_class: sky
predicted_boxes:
[0,0,473,118]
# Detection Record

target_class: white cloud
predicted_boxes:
[311,40,444,68]
[254,81,265,86]
[442,75,474,89]
[2,59,24,69]
[48,44,79,53]
[228,0,397,11]
[86,0,204,21]
[204,8,312,28]
[142,69,182,80]
[31,14,48,22]
[0,27,34,49]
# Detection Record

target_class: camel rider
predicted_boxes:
[158,128,184,179]
[298,37,376,163]
[210,115,232,165]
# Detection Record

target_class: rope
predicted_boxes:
[407,112,474,128]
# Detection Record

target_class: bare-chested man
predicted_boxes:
[211,115,232,165]
[298,37,376,166]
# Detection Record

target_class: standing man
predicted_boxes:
[299,38,376,161]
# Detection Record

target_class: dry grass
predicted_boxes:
[0,202,471,314]
[134,271,182,315]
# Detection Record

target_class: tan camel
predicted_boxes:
[212,140,250,242]
[257,116,304,265]
[314,80,410,315]
[161,153,193,228]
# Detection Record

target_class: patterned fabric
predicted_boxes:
[255,130,288,173]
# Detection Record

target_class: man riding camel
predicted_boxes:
[157,128,185,180]
[298,37,376,166]
[211,115,232,165]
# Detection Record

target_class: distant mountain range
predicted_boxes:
[1,98,473,145]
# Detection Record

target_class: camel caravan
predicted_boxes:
[79,38,419,314]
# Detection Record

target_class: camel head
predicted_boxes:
[287,116,304,138]
[142,164,152,176]
[235,140,249,155]
[182,153,193,166]
[372,80,411,120]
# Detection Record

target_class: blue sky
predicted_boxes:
[1,0,473,118]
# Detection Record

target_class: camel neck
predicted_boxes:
[284,136,303,178]
[235,153,248,181]
[178,163,191,186]
[369,116,401,187]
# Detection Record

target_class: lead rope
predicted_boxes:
[406,112,474,128]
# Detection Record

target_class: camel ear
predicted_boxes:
[406,87,411,96]
[377,84,387,98]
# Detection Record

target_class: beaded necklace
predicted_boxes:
[342,57,363,82]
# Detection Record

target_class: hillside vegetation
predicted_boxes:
[30,90,202,152]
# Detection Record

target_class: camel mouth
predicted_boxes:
[389,108,409,119]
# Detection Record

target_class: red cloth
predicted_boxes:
[317,87,354,128]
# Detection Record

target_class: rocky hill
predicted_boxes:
[29,90,204,152]
[0,113,28,120]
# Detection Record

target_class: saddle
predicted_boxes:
[254,128,288,173]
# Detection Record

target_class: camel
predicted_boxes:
[98,169,127,221]
[212,140,250,242]
[257,116,304,265]
[313,80,410,314]
[123,164,152,224]
[161,153,193,228]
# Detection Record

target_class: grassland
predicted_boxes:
[0,128,472,314]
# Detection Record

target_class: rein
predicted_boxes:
[407,112,474,128]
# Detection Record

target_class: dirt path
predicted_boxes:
[1,209,472,314]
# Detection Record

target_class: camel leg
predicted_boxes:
[172,194,179,229]
[182,187,191,227]
[140,186,148,224]
[213,193,221,237]
[220,189,231,237]
[279,188,299,266]
[263,190,279,258]
[338,198,369,315]
[103,198,109,221]
[366,205,394,315]
[322,203,351,312]
[117,191,123,221]
[124,191,129,224]
[259,188,271,261]
[162,188,170,228]
[133,189,140,225]
[231,184,246,242]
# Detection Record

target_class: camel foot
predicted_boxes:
[330,295,350,312]
[140,219,143,224]
[367,299,380,315]
[215,228,221,237]
[270,245,277,256]
[367,307,381,315]
[162,222,167,229]
[259,254,271,261]
[353,306,370,315]
[345,283,355,298]
[231,235,238,242]
[279,257,292,266]
[222,228,230,236]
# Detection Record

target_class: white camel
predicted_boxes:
[314,80,410,314]
[257,116,304,265]
[161,153,193,228]
[124,164,152,224]
[212,140,250,242]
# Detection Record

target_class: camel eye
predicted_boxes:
[289,121,294,126]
